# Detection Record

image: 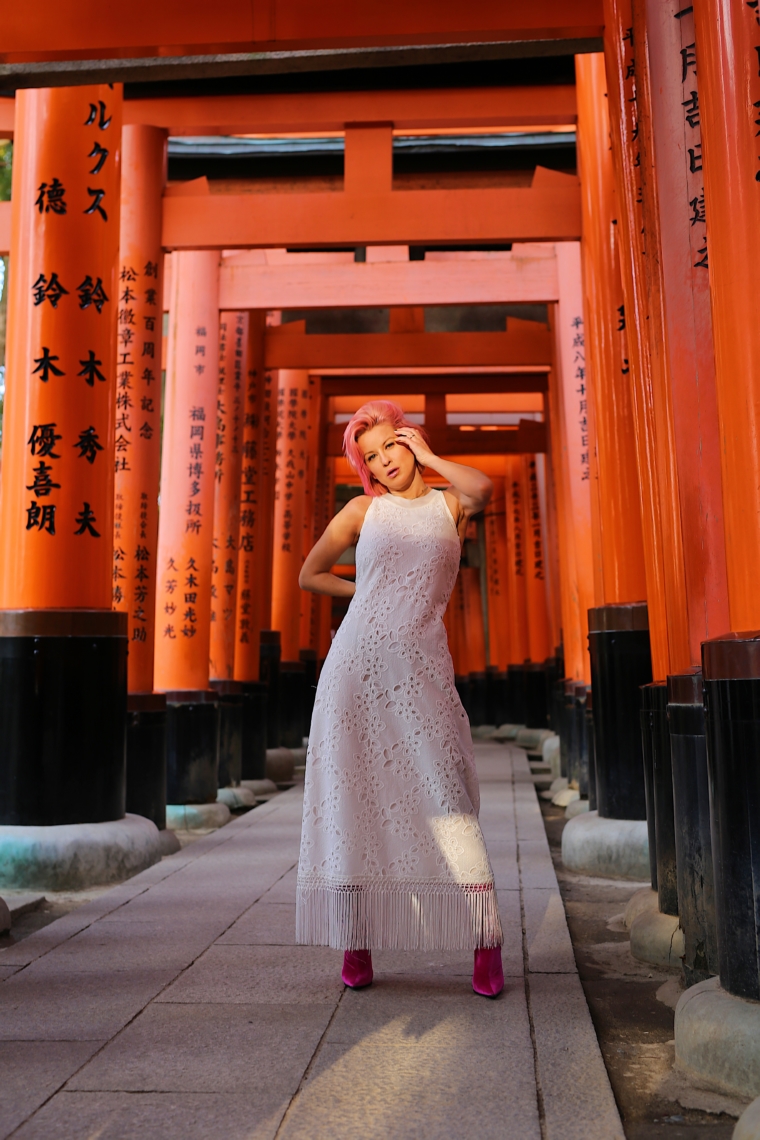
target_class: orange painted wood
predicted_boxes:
[209,312,247,681]
[446,573,468,676]
[642,1,730,654]
[693,0,760,631]
[321,374,548,396]
[162,184,581,251]
[123,86,577,135]
[0,3,602,62]
[461,565,487,673]
[219,247,560,310]
[550,243,594,682]
[484,479,510,669]
[265,327,552,370]
[233,314,275,681]
[299,375,320,652]
[575,54,647,608]
[270,370,310,661]
[523,455,552,662]
[0,86,122,609]
[154,250,220,691]
[113,124,166,691]
[604,0,677,681]
[504,455,530,665]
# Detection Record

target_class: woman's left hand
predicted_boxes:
[395,427,435,465]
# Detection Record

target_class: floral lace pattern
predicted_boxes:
[296,490,503,950]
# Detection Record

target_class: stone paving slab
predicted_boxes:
[0,742,623,1140]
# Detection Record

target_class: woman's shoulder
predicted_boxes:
[341,495,374,524]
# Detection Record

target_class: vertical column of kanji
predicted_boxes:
[209,311,247,681]
[233,313,272,682]
[484,479,510,670]
[504,454,529,666]
[112,125,166,693]
[0,87,122,608]
[0,87,131,837]
[299,375,319,653]
[522,455,552,663]
[640,2,730,658]
[551,244,594,683]
[271,370,309,661]
[154,251,220,692]
[575,53,647,608]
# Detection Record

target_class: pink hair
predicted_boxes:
[342,400,430,496]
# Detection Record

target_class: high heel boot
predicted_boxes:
[472,947,504,997]
[342,949,373,989]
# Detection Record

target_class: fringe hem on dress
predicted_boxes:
[295,880,503,951]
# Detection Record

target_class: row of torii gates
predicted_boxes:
[3,0,760,1098]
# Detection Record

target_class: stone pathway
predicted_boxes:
[0,744,623,1139]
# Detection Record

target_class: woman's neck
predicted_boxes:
[386,473,431,500]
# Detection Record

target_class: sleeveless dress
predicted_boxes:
[296,488,503,951]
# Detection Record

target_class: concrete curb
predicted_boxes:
[0,814,163,891]
[630,905,684,969]
[561,810,650,880]
[676,977,760,1100]
[217,786,257,809]
[165,802,231,831]
[624,886,658,928]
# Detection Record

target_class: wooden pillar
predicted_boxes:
[233,314,274,681]
[504,454,529,665]
[461,565,487,673]
[575,54,648,609]
[523,455,552,663]
[448,573,469,677]
[550,243,594,682]
[484,478,510,669]
[154,250,220,692]
[209,311,247,681]
[691,0,756,630]
[271,369,310,661]
[604,0,692,679]
[112,125,165,693]
[299,375,320,652]
[0,85,122,609]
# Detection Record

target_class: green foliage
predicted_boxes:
[0,142,11,201]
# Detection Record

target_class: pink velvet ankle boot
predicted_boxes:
[472,947,504,997]
[342,949,373,989]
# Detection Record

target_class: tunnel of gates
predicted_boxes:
[3,0,760,1073]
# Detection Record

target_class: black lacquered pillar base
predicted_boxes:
[639,693,659,891]
[561,680,576,783]
[524,663,548,729]
[468,670,487,726]
[240,681,268,781]
[588,603,652,820]
[641,683,678,917]
[703,633,760,1001]
[280,661,306,748]
[299,648,318,734]
[260,630,281,748]
[210,681,245,788]
[574,683,589,798]
[586,689,597,811]
[668,669,718,986]
[165,691,220,804]
[507,664,527,723]
[455,674,471,719]
[126,692,167,830]
[0,610,127,826]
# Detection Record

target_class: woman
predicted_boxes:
[297,400,504,997]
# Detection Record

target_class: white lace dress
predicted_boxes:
[296,488,503,951]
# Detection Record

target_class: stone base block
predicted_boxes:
[543,735,561,777]
[0,896,9,932]
[734,1095,760,1139]
[157,829,181,857]
[624,886,658,929]
[565,798,590,819]
[561,810,650,880]
[630,905,684,969]
[0,814,162,891]
[265,747,295,784]
[541,776,568,802]
[491,724,524,741]
[217,786,257,809]
[515,727,554,750]
[553,787,580,808]
[165,803,231,831]
[676,977,760,1100]
[239,778,279,800]
[471,724,497,739]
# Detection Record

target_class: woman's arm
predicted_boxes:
[394,428,493,517]
[298,496,370,597]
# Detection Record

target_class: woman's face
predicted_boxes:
[359,423,417,492]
